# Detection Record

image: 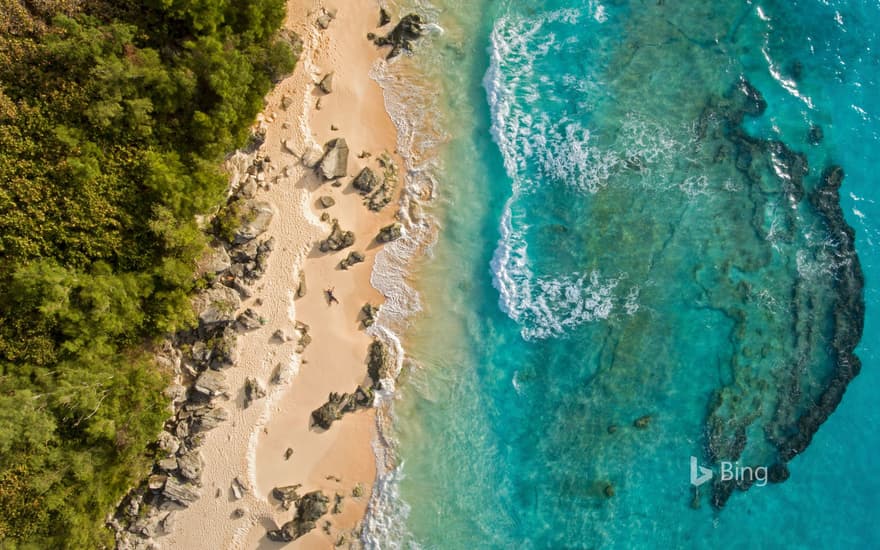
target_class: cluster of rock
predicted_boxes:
[267,490,331,542]
[360,303,379,328]
[310,386,375,430]
[338,250,365,270]
[367,13,425,59]
[352,156,397,211]
[319,219,356,252]
[112,154,280,549]
[376,222,403,243]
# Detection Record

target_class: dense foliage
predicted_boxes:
[0,1,296,546]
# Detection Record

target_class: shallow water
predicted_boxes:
[376,1,879,548]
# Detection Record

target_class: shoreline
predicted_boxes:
[162,1,414,548]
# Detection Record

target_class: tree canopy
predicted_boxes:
[0,0,296,546]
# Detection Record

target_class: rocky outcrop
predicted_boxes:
[318,138,349,180]
[310,386,373,429]
[360,303,378,328]
[232,201,274,245]
[267,491,330,542]
[319,220,355,252]
[376,223,403,243]
[272,484,302,510]
[163,478,200,506]
[234,308,262,331]
[338,250,365,270]
[370,14,425,59]
[318,72,334,94]
[302,144,324,168]
[352,167,379,194]
[193,370,228,398]
[296,270,307,298]
[196,285,241,326]
[244,376,266,407]
[367,340,393,388]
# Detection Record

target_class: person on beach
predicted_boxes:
[326,287,339,305]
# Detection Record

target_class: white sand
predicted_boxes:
[165,0,404,547]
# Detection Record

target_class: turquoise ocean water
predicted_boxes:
[369,1,879,548]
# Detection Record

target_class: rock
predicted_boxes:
[196,285,241,326]
[148,474,167,491]
[178,451,202,481]
[237,177,257,199]
[318,72,334,94]
[296,270,307,298]
[330,124,338,131]
[319,220,356,252]
[360,303,379,328]
[367,340,393,387]
[333,492,344,514]
[157,431,180,456]
[163,478,200,506]
[191,406,229,432]
[633,415,652,429]
[379,8,391,26]
[272,329,292,343]
[301,143,324,168]
[267,491,329,542]
[158,457,178,472]
[603,483,615,498]
[272,484,302,510]
[232,507,247,519]
[159,512,175,534]
[338,250,365,270]
[234,308,263,332]
[352,167,379,194]
[231,476,249,500]
[372,14,425,59]
[208,327,238,370]
[607,424,618,434]
[320,212,331,222]
[284,448,294,460]
[319,195,336,208]
[164,384,187,407]
[311,393,349,429]
[233,201,274,245]
[244,377,267,407]
[203,246,231,274]
[376,223,403,243]
[281,95,293,110]
[317,13,332,29]
[194,370,228,398]
[367,183,394,211]
[768,462,790,483]
[353,385,374,408]
[352,484,364,498]
[319,138,349,180]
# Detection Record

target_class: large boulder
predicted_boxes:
[234,308,262,332]
[376,223,403,243]
[266,491,329,542]
[352,167,379,194]
[194,370,228,398]
[311,393,348,429]
[372,14,425,59]
[302,144,324,168]
[319,220,355,252]
[233,201,274,245]
[244,376,267,407]
[178,450,202,481]
[319,138,349,180]
[339,251,365,270]
[196,285,241,326]
[190,406,229,433]
[318,72,334,94]
[163,478,200,506]
[367,340,393,387]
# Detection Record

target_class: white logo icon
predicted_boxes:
[690,456,713,487]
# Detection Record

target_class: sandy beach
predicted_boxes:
[165,0,404,547]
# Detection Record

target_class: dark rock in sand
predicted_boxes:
[244,376,266,407]
[319,195,336,208]
[296,269,307,298]
[318,72,334,94]
[311,392,350,429]
[234,308,262,332]
[367,339,393,387]
[352,167,379,194]
[338,250,365,270]
[360,303,379,328]
[372,14,425,59]
[379,8,391,27]
[267,491,330,542]
[319,220,356,252]
[376,223,403,243]
[272,484,302,510]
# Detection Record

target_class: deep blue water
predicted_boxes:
[382,1,880,548]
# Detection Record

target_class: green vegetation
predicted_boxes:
[0,1,297,546]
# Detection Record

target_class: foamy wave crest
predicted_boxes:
[361,3,446,546]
